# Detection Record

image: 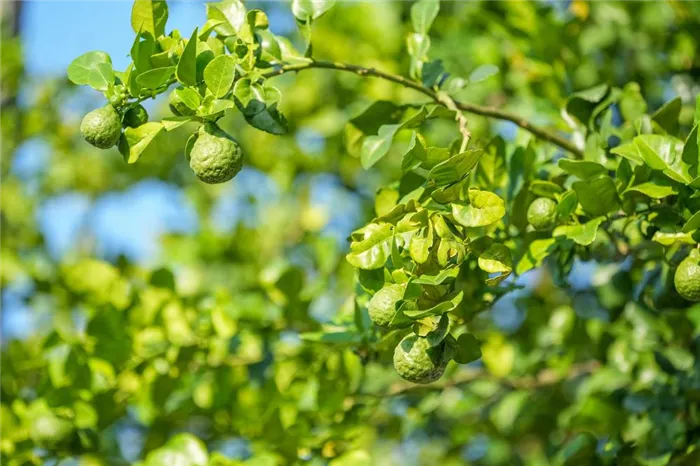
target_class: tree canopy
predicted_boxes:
[4,1,700,465]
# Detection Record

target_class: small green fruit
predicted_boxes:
[189,123,243,184]
[393,334,447,384]
[123,104,149,128]
[367,284,404,327]
[80,105,122,149]
[169,88,195,116]
[674,249,700,302]
[527,197,558,231]
[30,414,75,450]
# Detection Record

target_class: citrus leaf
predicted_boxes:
[203,55,236,98]
[553,216,605,246]
[177,28,199,86]
[452,189,505,227]
[131,0,169,40]
[118,122,163,164]
[67,51,112,86]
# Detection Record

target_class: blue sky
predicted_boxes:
[22,1,206,76]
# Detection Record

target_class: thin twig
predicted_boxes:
[262,60,583,158]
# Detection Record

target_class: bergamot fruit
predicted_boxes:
[368,283,404,327]
[80,105,121,149]
[169,88,195,116]
[123,104,148,128]
[674,249,700,302]
[30,413,75,450]
[189,123,243,184]
[393,333,448,384]
[527,197,558,231]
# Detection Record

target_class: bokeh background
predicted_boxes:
[4,1,700,465]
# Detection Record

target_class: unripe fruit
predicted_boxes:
[189,123,243,184]
[393,334,448,384]
[123,104,149,128]
[80,105,121,149]
[168,88,195,116]
[527,197,558,231]
[367,284,403,327]
[674,249,700,302]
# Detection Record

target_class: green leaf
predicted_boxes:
[479,243,512,285]
[346,223,393,270]
[558,159,606,180]
[244,102,288,135]
[682,125,699,166]
[623,182,678,199]
[162,116,194,132]
[292,0,336,22]
[173,87,201,111]
[468,64,499,84]
[203,55,236,98]
[410,0,440,34]
[412,267,459,285]
[634,134,691,184]
[682,211,700,233]
[478,244,512,274]
[572,176,621,217]
[553,217,605,246]
[360,124,400,169]
[135,66,175,89]
[350,101,403,135]
[429,149,483,186]
[131,0,169,40]
[177,28,199,86]
[611,141,643,165]
[516,238,557,275]
[403,291,463,319]
[565,84,609,125]
[87,62,114,91]
[426,314,450,347]
[67,51,112,86]
[651,97,681,135]
[118,122,163,164]
[452,189,505,228]
[652,231,696,246]
[453,333,481,364]
[206,1,246,37]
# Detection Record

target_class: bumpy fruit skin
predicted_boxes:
[80,105,121,149]
[393,334,448,384]
[368,284,404,327]
[168,88,195,116]
[527,197,558,231]
[123,104,149,128]
[675,249,700,301]
[30,414,75,450]
[189,123,243,184]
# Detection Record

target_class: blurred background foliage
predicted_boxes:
[4,1,700,465]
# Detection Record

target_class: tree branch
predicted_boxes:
[364,360,600,398]
[263,60,584,158]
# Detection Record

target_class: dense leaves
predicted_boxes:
[5,0,700,464]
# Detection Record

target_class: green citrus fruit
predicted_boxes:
[80,105,121,149]
[367,284,404,327]
[30,414,75,450]
[169,88,195,116]
[527,197,558,231]
[393,333,448,384]
[189,123,243,184]
[123,104,149,128]
[674,249,700,301]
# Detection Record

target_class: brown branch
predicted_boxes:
[263,60,583,158]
